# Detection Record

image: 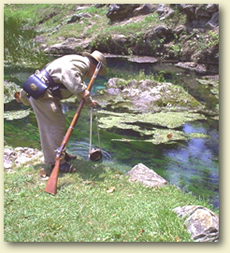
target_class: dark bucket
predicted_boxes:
[88,148,103,162]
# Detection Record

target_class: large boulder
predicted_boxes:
[180,4,219,30]
[44,37,90,55]
[173,205,219,242]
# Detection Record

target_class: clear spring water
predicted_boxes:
[4,59,219,208]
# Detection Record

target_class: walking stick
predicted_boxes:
[45,62,102,195]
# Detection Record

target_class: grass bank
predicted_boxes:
[4,157,215,242]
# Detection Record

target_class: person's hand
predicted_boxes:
[82,90,90,100]
[90,100,101,108]
[14,92,22,103]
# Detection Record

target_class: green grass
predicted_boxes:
[4,157,214,242]
[4,4,77,27]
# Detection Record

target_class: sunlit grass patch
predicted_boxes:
[4,156,213,242]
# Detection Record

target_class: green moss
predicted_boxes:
[196,78,219,100]
[99,110,206,129]
[97,110,208,144]
[4,109,31,120]
[112,127,208,145]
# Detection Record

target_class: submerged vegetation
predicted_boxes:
[97,110,207,144]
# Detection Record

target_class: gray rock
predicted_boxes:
[173,205,219,242]
[205,12,219,29]
[156,4,168,17]
[195,5,212,20]
[181,4,197,21]
[206,4,219,14]
[154,25,174,42]
[133,4,156,16]
[156,4,174,20]
[128,56,158,64]
[154,25,169,36]
[106,4,140,22]
[94,4,107,9]
[181,4,219,30]
[127,163,168,188]
[4,148,14,169]
[175,62,207,74]
[45,37,90,55]
[111,34,127,44]
[4,147,43,169]
[67,14,81,24]
[173,25,186,36]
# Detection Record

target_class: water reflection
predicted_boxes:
[165,122,219,208]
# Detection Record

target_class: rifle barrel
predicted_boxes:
[44,62,102,195]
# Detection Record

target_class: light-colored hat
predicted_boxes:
[83,50,107,76]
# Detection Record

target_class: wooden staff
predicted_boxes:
[44,62,102,195]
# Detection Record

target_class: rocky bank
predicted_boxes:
[41,4,219,74]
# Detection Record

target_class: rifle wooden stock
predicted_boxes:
[44,62,102,195]
[44,157,61,195]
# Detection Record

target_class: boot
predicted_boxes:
[49,162,77,174]
[59,162,77,173]
[65,153,77,162]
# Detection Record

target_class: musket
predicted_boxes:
[44,61,102,195]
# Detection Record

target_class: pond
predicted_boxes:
[4,58,219,209]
